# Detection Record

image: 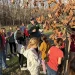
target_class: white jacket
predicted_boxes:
[22,48,41,71]
[17,44,25,54]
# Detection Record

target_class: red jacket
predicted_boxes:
[2,35,6,46]
[0,33,5,48]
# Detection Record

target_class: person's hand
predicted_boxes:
[32,29,36,32]
[10,32,13,36]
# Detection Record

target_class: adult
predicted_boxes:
[28,18,41,38]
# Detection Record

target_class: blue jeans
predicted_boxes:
[5,42,8,56]
[46,64,57,75]
[2,49,7,69]
[0,50,2,75]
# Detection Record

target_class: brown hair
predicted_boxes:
[41,34,47,40]
[16,30,22,39]
[54,38,63,46]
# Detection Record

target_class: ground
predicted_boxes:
[2,26,51,75]
[2,52,46,75]
[2,25,65,75]
[3,56,30,75]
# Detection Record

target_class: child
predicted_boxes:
[16,30,27,70]
[24,26,30,45]
[69,57,75,75]
[47,38,64,75]
[21,37,41,75]
[7,27,16,56]
[0,28,7,69]
[40,34,50,74]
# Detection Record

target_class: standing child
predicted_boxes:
[16,30,27,70]
[21,37,41,75]
[47,38,64,75]
[40,34,50,74]
[0,28,7,69]
[7,27,16,56]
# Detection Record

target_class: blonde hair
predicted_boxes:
[27,37,39,49]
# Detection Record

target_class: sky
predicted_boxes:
[0,0,69,9]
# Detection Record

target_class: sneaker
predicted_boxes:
[40,71,46,74]
[6,58,10,61]
[11,54,15,57]
[17,54,19,57]
[23,64,26,67]
[2,67,6,70]
[21,67,27,71]
[14,53,17,55]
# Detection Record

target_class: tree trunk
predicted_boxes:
[13,19,14,25]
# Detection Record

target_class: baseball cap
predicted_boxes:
[30,17,35,21]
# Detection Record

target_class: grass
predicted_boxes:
[3,54,46,75]
[3,55,31,75]
[2,26,53,75]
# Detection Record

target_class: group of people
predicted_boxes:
[0,17,75,75]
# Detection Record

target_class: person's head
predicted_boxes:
[69,57,75,75]
[1,28,6,33]
[9,27,13,31]
[54,38,63,46]
[16,30,22,39]
[16,26,20,30]
[30,18,35,25]
[27,37,39,49]
[0,28,6,36]
[41,34,47,42]
[22,23,24,26]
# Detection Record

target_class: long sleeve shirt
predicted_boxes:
[21,48,40,71]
